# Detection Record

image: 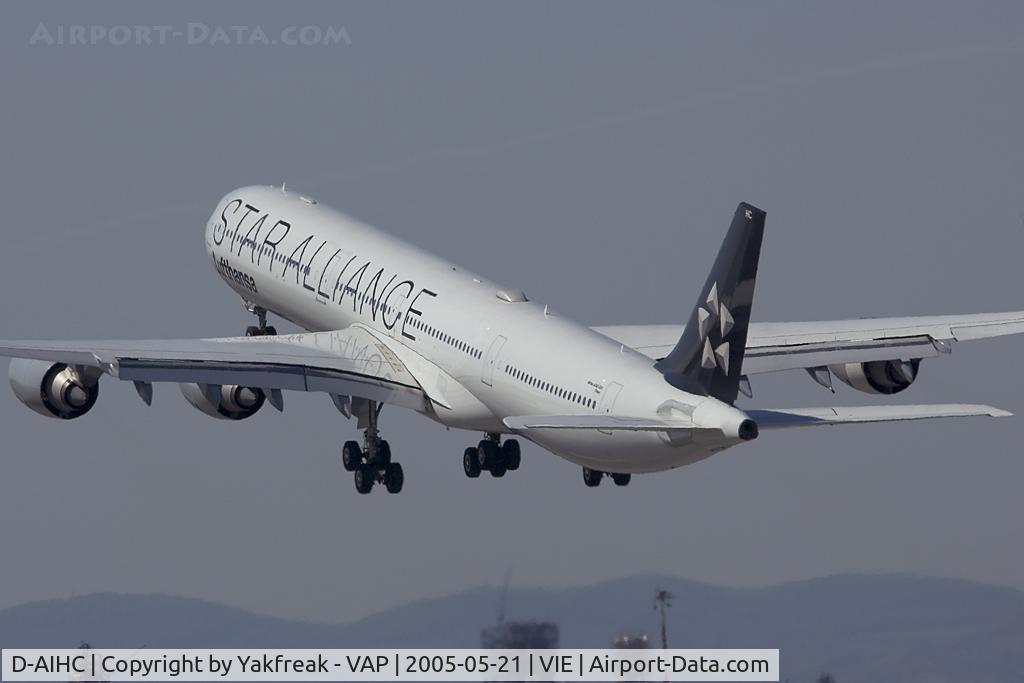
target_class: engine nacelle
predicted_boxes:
[829,359,920,395]
[9,358,100,419]
[179,382,265,420]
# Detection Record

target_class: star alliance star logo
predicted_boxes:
[696,282,734,374]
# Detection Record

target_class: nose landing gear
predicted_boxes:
[464,434,521,479]
[244,304,277,337]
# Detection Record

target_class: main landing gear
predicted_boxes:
[463,434,521,478]
[340,399,404,494]
[244,304,277,337]
[582,467,631,488]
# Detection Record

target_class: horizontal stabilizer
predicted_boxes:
[748,403,1011,429]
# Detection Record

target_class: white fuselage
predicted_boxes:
[205,186,751,473]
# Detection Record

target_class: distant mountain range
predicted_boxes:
[2,574,1023,683]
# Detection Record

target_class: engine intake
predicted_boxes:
[9,358,100,419]
[179,382,265,420]
[829,359,920,395]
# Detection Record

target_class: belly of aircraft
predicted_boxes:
[520,428,732,474]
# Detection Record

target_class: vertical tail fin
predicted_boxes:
[654,202,766,404]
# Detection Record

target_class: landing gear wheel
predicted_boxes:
[370,440,392,467]
[490,463,507,478]
[346,399,403,494]
[611,473,632,486]
[582,467,603,487]
[477,440,500,471]
[245,325,277,337]
[463,447,481,478]
[354,464,375,494]
[341,441,362,472]
[384,463,404,494]
[502,439,521,471]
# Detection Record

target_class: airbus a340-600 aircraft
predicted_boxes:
[2,186,1022,494]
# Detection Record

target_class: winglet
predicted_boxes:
[655,202,766,404]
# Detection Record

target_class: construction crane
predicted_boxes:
[481,569,559,650]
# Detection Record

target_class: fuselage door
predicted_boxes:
[597,381,624,435]
[481,335,508,386]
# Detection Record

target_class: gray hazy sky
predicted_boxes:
[2,1,1023,623]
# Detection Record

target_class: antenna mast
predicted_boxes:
[496,567,512,625]
[653,589,674,649]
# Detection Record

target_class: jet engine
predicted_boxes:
[829,359,920,395]
[179,382,265,420]
[9,358,100,419]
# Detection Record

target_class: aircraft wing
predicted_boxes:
[0,327,428,411]
[593,311,1024,374]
